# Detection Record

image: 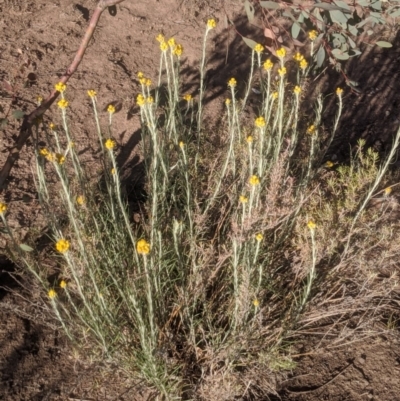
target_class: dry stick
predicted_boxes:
[0,0,126,192]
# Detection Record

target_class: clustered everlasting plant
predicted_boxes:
[2,17,400,401]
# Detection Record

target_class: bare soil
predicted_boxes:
[1,0,400,400]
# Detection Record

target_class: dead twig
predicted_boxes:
[0,0,126,192]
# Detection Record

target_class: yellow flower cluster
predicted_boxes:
[325,161,334,168]
[276,47,286,59]
[293,52,304,62]
[183,94,192,102]
[105,138,116,150]
[254,116,266,128]
[55,153,66,165]
[249,175,260,186]
[294,85,301,95]
[207,19,217,30]
[179,141,185,149]
[254,43,263,54]
[136,94,153,107]
[48,289,57,299]
[228,77,237,88]
[255,233,263,241]
[137,238,150,255]
[309,30,318,41]
[49,122,55,130]
[272,91,278,99]
[253,299,260,307]
[246,135,253,144]
[239,195,248,204]
[307,220,316,230]
[57,99,69,109]
[87,90,96,98]
[278,67,287,77]
[156,34,183,56]
[307,125,316,135]
[37,95,43,105]
[107,104,116,114]
[263,59,273,71]
[55,238,70,253]
[336,87,343,96]
[0,202,7,215]
[60,280,67,289]
[55,82,66,93]
[76,195,85,205]
[384,187,392,196]
[173,44,183,57]
[225,98,231,106]
[300,59,308,70]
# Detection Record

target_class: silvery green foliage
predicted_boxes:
[242,0,398,68]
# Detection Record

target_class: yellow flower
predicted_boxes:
[48,289,57,299]
[173,44,183,57]
[111,168,116,175]
[160,41,168,52]
[263,59,273,71]
[145,78,152,87]
[139,77,146,85]
[276,47,286,59]
[255,233,263,241]
[137,71,144,79]
[183,94,192,102]
[239,195,248,204]
[246,135,253,144]
[253,299,260,307]
[87,90,96,98]
[254,43,263,54]
[145,96,153,104]
[325,161,334,168]
[307,125,316,135]
[293,52,304,62]
[107,104,116,114]
[228,77,237,88]
[278,67,287,76]
[105,138,116,150]
[207,19,217,29]
[0,202,7,215]
[69,141,75,148]
[136,94,146,107]
[55,239,70,254]
[39,148,49,157]
[255,116,266,128]
[225,98,231,105]
[168,37,176,48]
[55,153,66,165]
[309,30,318,41]
[156,33,165,43]
[49,122,55,130]
[384,187,392,196]
[57,99,69,109]
[37,95,43,105]
[60,280,67,289]
[294,85,301,95]
[336,87,343,96]
[46,152,56,162]
[300,59,308,70]
[249,175,260,186]
[179,141,185,149]
[55,82,66,93]
[137,238,150,255]
[76,195,85,205]
[307,220,316,230]
[272,91,278,99]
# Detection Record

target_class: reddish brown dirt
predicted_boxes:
[1,0,400,400]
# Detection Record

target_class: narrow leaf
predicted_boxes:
[0,118,9,129]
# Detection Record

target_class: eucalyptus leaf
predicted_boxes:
[291,22,301,39]
[0,118,8,129]
[260,1,280,10]
[333,0,351,11]
[376,41,392,48]
[242,36,258,50]
[329,10,349,25]
[244,0,255,22]
[12,110,25,120]
[316,45,326,68]
[371,1,382,11]
[313,3,342,11]
[332,48,350,60]
[20,243,34,252]
[389,9,400,18]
